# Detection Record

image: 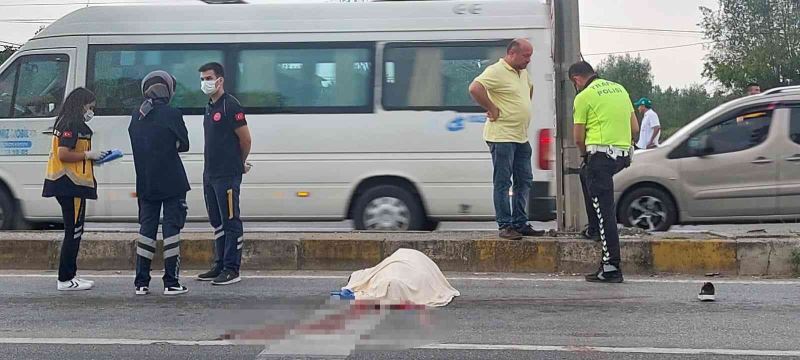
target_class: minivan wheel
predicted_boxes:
[353,185,427,231]
[0,188,17,230]
[619,187,676,232]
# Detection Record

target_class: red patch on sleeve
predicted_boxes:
[235,112,246,122]
[213,112,222,122]
[62,131,73,138]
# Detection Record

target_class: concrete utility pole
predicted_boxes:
[552,0,586,232]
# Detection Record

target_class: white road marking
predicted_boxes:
[1,338,798,357]
[0,338,232,346]
[422,343,800,357]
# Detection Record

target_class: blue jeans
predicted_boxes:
[203,174,244,273]
[135,194,188,288]
[488,142,533,230]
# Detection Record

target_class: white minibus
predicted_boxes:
[0,0,557,230]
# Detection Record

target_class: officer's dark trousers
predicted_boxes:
[135,195,188,288]
[579,153,630,268]
[203,175,243,273]
[56,197,87,282]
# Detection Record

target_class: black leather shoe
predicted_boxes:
[516,224,545,237]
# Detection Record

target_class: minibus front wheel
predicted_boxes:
[0,187,17,230]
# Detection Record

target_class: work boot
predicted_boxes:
[585,265,624,283]
[581,227,601,242]
[498,228,523,240]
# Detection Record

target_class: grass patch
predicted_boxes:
[791,247,800,277]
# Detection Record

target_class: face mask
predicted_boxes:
[84,109,94,123]
[201,79,218,95]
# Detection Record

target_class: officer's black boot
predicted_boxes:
[585,264,624,283]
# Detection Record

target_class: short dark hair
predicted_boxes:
[568,61,595,78]
[506,39,521,54]
[199,62,225,78]
[746,82,760,88]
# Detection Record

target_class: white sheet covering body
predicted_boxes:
[343,248,460,307]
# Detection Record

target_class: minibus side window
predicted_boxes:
[382,42,507,111]
[235,46,373,113]
[90,48,223,115]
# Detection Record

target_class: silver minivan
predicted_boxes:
[614,86,800,231]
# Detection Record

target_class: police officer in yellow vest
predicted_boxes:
[569,61,639,283]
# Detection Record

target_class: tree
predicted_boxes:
[594,54,733,139]
[701,0,800,92]
[0,46,16,64]
[1,27,45,64]
[650,84,731,138]
[595,54,654,102]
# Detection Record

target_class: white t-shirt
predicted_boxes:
[637,109,661,149]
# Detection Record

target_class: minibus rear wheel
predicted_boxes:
[353,185,426,231]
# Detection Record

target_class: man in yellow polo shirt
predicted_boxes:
[570,61,639,283]
[469,38,544,240]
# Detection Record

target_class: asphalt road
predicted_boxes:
[1,271,798,360]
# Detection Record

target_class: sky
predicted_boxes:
[0,0,719,89]
[579,0,718,90]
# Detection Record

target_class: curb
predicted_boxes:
[1,231,798,276]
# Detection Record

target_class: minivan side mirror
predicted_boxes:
[688,134,714,157]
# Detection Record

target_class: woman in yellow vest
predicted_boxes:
[42,87,109,291]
